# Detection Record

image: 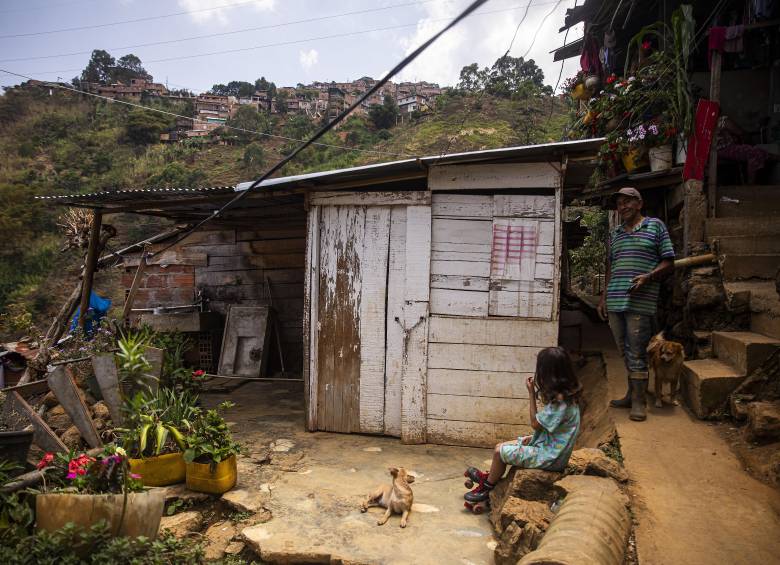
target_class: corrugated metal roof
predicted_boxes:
[38,138,603,205]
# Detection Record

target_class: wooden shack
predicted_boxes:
[40,139,601,447]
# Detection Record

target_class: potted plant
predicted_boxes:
[34,445,164,538]
[183,401,241,494]
[119,388,199,487]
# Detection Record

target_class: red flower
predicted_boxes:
[37,453,54,470]
[642,40,652,51]
[192,369,205,378]
[606,74,617,84]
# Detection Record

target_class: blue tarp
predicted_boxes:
[70,291,112,337]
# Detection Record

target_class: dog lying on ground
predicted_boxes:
[360,467,415,527]
[647,332,685,408]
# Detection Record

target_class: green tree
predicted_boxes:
[456,63,487,92]
[112,54,151,84]
[211,81,255,97]
[242,142,265,173]
[368,94,399,130]
[125,109,169,144]
[275,90,288,114]
[80,49,115,84]
[146,163,205,188]
[225,105,270,144]
[254,76,270,91]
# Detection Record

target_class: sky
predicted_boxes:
[0,0,583,94]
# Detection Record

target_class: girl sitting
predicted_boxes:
[465,346,582,504]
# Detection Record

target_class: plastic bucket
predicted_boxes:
[649,144,673,172]
[129,452,186,487]
[185,454,237,494]
[0,429,34,466]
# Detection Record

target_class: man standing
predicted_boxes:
[597,187,675,421]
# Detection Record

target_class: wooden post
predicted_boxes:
[707,50,722,218]
[122,248,148,323]
[78,210,102,333]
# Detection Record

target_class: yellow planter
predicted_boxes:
[572,83,590,101]
[185,455,237,494]
[129,452,186,487]
[621,148,647,173]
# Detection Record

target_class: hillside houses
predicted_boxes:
[93,77,169,101]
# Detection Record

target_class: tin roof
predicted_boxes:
[36,139,602,222]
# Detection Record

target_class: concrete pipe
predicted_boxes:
[518,476,631,565]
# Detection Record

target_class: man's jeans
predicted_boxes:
[607,311,654,380]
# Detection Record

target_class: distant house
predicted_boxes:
[129,78,168,97]
[96,83,144,101]
[398,94,429,121]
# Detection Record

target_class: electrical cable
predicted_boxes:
[0,68,414,158]
[18,2,562,77]
[151,0,490,257]
[520,0,565,59]
[0,0,444,63]
[0,0,273,39]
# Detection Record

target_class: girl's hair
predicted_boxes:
[533,346,582,405]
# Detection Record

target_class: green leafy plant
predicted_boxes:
[0,461,35,544]
[119,388,200,458]
[184,401,241,468]
[0,521,205,565]
[115,331,152,389]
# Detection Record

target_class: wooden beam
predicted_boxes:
[78,210,102,333]
[121,250,147,322]
[47,366,102,448]
[429,162,561,191]
[707,50,722,218]
[310,191,430,207]
[91,354,123,426]
[3,392,67,453]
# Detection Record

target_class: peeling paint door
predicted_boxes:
[315,205,390,433]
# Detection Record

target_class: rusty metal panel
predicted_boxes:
[218,306,272,378]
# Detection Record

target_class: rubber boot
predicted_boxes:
[629,378,648,421]
[609,379,632,408]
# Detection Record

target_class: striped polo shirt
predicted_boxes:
[606,217,675,315]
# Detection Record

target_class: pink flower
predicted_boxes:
[66,472,77,480]
[642,40,652,51]
[129,473,142,480]
[37,453,54,470]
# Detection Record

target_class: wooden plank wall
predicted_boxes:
[124,221,306,372]
[425,182,561,448]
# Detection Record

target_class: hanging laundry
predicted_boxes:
[724,25,745,53]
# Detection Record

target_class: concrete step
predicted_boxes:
[751,312,780,341]
[714,235,780,255]
[712,331,780,375]
[681,359,745,419]
[717,185,780,218]
[706,217,780,238]
[719,254,780,280]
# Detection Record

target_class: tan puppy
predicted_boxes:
[360,467,415,527]
[647,332,685,408]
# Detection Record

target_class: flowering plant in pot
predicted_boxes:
[183,401,241,494]
[118,388,200,487]
[627,120,677,171]
[34,445,164,538]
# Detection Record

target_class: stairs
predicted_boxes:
[682,185,780,418]
[682,331,780,418]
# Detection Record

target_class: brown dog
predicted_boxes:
[647,332,685,408]
[360,467,415,527]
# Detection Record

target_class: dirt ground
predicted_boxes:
[577,312,780,565]
[201,381,499,565]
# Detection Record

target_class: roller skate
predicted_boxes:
[463,467,492,514]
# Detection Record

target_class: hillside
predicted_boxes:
[0,84,567,339]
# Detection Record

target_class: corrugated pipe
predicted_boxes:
[518,476,631,565]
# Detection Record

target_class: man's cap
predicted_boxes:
[612,187,642,201]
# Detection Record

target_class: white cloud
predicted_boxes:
[299,48,319,71]
[177,0,275,25]
[394,0,582,89]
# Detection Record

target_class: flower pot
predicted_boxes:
[649,144,673,172]
[621,148,647,173]
[36,490,164,538]
[675,134,688,165]
[185,455,237,494]
[582,111,595,126]
[572,83,590,101]
[0,429,34,466]
[129,452,186,487]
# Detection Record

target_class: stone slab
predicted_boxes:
[682,359,745,419]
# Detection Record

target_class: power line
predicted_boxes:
[0,0,106,14]
[19,2,562,77]
[0,68,413,158]
[152,0,490,257]
[0,0,444,63]
[0,0,268,39]
[519,0,565,59]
